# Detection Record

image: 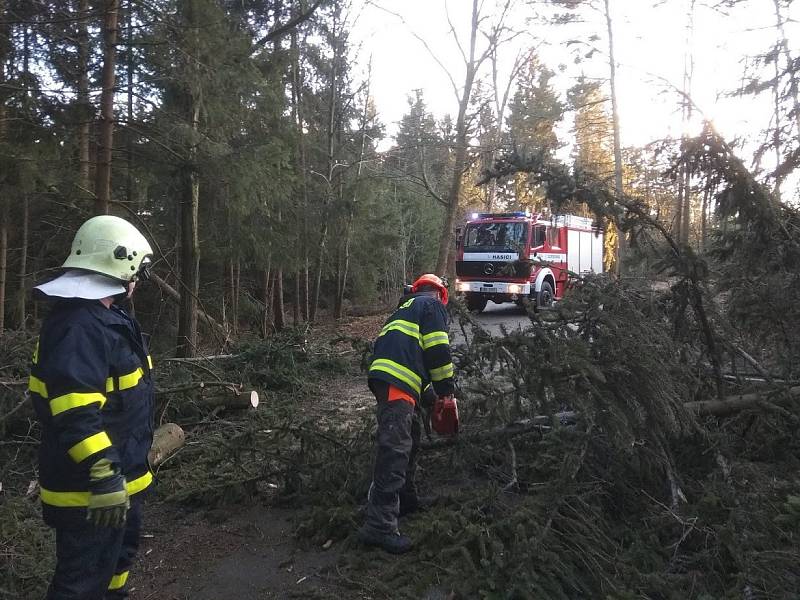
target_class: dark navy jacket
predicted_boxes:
[29,299,155,527]
[368,292,455,402]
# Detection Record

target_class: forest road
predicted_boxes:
[451,300,531,343]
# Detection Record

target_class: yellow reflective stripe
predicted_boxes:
[380,319,420,337]
[369,359,422,394]
[118,368,143,391]
[67,431,112,463]
[429,363,455,381]
[49,392,106,416]
[421,331,449,349]
[106,367,145,393]
[32,339,40,365]
[108,571,129,591]
[147,355,153,369]
[40,473,153,507]
[40,487,90,507]
[28,375,49,398]
[127,471,153,495]
[380,324,423,346]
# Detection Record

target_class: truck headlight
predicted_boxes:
[456,281,470,292]
[507,284,522,294]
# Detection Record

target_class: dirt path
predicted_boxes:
[128,312,472,600]
[130,503,359,600]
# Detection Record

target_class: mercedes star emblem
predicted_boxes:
[483,263,494,275]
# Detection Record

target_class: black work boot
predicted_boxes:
[357,527,413,554]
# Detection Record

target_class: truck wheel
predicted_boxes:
[466,294,488,313]
[536,281,554,310]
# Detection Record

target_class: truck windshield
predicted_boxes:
[464,222,527,252]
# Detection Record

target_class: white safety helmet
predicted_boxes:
[61,215,154,283]
[34,216,154,300]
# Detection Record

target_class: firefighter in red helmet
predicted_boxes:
[358,274,456,554]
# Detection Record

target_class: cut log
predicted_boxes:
[203,390,259,410]
[686,385,800,417]
[148,422,185,466]
[156,381,240,396]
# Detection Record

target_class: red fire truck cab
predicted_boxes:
[454,211,604,312]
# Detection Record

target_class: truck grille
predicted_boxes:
[455,260,532,279]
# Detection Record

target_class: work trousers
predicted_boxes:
[363,380,422,535]
[45,501,143,600]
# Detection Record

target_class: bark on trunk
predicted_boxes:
[261,265,272,338]
[77,0,91,195]
[204,390,259,409]
[291,23,310,323]
[435,0,480,276]
[0,0,7,333]
[604,0,626,274]
[15,194,28,329]
[273,269,285,331]
[334,64,371,320]
[95,0,120,215]
[177,151,200,356]
[687,386,800,417]
[176,0,200,357]
[0,200,6,333]
[125,0,134,206]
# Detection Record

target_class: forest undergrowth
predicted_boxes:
[3,277,800,599]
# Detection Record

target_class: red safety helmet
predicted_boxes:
[411,273,448,306]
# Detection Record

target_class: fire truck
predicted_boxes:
[454,211,604,312]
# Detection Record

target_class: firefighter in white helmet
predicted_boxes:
[29,215,155,599]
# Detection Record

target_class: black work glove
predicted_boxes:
[420,385,437,410]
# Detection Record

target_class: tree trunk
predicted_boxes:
[687,386,800,417]
[604,0,626,274]
[273,269,285,331]
[435,0,480,276]
[203,390,259,410]
[0,199,6,333]
[310,6,341,321]
[0,0,7,333]
[95,0,120,215]
[679,0,695,245]
[261,264,272,338]
[176,0,200,358]
[290,19,310,323]
[77,0,91,195]
[125,0,134,206]
[700,181,709,253]
[234,257,240,332]
[177,114,200,357]
[334,62,371,320]
[15,194,28,329]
